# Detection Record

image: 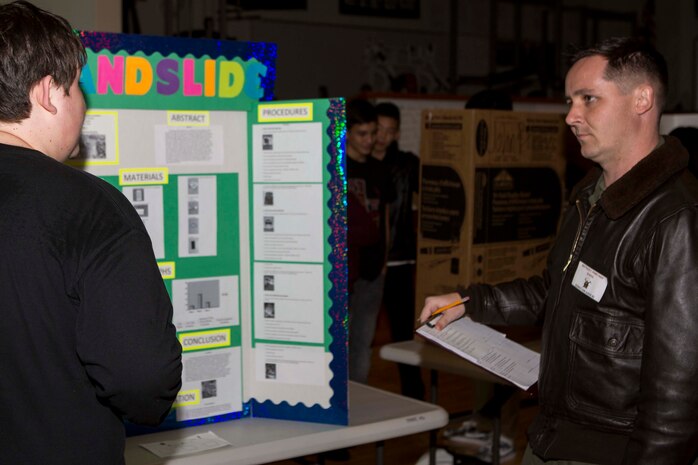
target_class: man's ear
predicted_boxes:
[635,84,654,115]
[31,75,58,115]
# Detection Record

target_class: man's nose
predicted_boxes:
[565,104,579,126]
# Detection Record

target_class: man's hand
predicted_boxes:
[419,292,467,330]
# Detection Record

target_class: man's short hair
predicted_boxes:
[0,1,86,123]
[571,37,668,111]
[375,102,401,126]
[346,99,377,130]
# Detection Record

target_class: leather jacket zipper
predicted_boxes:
[563,199,588,272]
[537,198,596,440]
[552,199,597,324]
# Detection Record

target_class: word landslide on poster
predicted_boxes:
[81,52,269,101]
[76,32,348,432]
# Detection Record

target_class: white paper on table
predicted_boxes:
[417,316,539,390]
[140,431,231,458]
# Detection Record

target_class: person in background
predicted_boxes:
[0,2,182,464]
[420,37,698,465]
[346,98,394,383]
[371,101,424,399]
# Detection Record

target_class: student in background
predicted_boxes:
[371,101,424,399]
[0,2,182,464]
[346,99,394,383]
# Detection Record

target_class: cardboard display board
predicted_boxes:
[415,109,567,317]
[76,32,348,432]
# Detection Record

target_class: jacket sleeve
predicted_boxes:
[623,209,698,464]
[463,271,550,326]
[75,229,182,426]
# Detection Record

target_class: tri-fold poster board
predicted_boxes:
[75,32,348,431]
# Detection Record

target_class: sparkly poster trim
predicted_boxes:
[326,97,348,422]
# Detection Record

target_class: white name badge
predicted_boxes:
[572,261,608,302]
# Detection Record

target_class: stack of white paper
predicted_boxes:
[417,317,540,390]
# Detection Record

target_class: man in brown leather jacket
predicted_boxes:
[420,37,698,465]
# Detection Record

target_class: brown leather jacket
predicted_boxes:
[464,136,698,465]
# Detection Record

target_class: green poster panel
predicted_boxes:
[76,33,348,431]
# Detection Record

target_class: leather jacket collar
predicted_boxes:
[569,135,689,220]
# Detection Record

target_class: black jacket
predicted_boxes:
[0,145,182,465]
[464,136,698,465]
[381,142,419,262]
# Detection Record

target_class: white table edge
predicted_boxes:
[125,381,448,465]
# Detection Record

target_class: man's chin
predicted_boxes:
[579,148,597,160]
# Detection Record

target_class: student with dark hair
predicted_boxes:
[421,37,698,465]
[345,99,394,383]
[0,2,182,464]
[371,101,424,399]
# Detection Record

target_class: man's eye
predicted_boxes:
[584,95,596,103]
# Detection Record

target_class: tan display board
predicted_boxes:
[415,109,567,317]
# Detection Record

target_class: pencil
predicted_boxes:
[417,296,470,324]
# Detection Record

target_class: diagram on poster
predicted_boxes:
[172,276,239,330]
